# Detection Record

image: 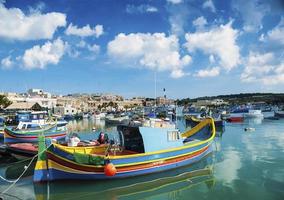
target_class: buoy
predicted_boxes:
[104,163,117,176]
[244,127,255,132]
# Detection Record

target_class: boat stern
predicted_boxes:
[33,136,49,182]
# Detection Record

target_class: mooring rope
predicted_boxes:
[0,143,52,195]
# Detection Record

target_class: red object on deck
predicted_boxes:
[228,117,244,122]
[9,143,38,152]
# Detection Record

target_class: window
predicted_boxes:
[167,131,180,141]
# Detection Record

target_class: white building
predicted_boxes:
[54,105,78,116]
[6,93,57,109]
[28,88,52,98]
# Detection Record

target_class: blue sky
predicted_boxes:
[0,0,284,99]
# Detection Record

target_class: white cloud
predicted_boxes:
[184,21,240,71]
[107,33,191,78]
[202,0,216,13]
[167,2,191,36]
[28,1,46,14]
[126,4,158,14]
[22,38,67,69]
[76,40,87,48]
[0,3,66,40]
[194,67,220,77]
[232,0,269,32]
[1,55,13,69]
[146,6,158,13]
[167,0,183,4]
[209,55,215,63]
[192,16,207,30]
[87,44,100,54]
[65,23,104,38]
[241,52,284,85]
[260,18,284,45]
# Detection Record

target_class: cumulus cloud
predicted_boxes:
[232,0,269,32]
[192,16,207,30]
[1,56,13,69]
[87,44,100,54]
[65,23,104,38]
[167,0,183,4]
[260,18,284,45]
[0,3,66,40]
[22,38,67,69]
[202,0,216,13]
[241,52,284,85]
[126,4,158,14]
[184,21,240,71]
[76,40,87,48]
[107,33,191,78]
[167,3,190,36]
[195,67,220,77]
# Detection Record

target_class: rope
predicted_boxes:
[0,143,52,195]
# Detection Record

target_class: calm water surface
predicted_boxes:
[0,118,284,200]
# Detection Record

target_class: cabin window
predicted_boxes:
[167,131,180,141]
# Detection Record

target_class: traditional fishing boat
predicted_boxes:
[185,115,225,128]
[4,141,109,160]
[33,118,215,182]
[105,114,129,125]
[0,116,4,139]
[4,122,67,144]
[0,129,3,139]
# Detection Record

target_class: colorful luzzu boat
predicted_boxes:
[0,129,4,139]
[33,118,215,182]
[4,123,67,144]
[185,115,225,128]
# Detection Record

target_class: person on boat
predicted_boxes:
[97,132,109,144]
[67,133,80,147]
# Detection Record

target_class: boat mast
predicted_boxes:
[154,71,157,108]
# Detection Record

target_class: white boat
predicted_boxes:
[142,118,176,129]
[105,114,129,125]
[244,110,263,118]
[93,112,106,120]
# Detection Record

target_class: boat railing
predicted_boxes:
[181,118,215,139]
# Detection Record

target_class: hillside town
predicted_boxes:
[0,88,177,117]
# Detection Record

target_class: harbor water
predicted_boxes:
[0,118,284,200]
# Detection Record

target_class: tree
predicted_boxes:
[0,95,12,109]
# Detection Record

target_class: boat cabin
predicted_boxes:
[142,118,176,129]
[16,111,48,124]
[16,121,43,130]
[117,124,183,153]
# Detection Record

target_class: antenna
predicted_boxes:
[154,71,157,107]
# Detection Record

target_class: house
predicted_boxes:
[5,102,43,112]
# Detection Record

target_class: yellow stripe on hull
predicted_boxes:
[52,143,108,154]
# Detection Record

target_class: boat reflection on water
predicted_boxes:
[66,119,107,133]
[34,155,215,200]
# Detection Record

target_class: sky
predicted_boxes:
[0,0,284,99]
